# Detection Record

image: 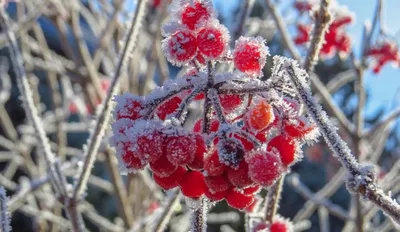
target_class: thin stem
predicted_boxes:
[154,190,181,232]
[264,176,284,223]
[303,0,332,73]
[72,0,149,200]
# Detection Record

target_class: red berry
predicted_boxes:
[227,161,253,188]
[156,96,182,120]
[268,135,297,167]
[247,100,275,131]
[233,36,269,77]
[162,30,198,65]
[271,221,291,232]
[188,135,206,170]
[194,92,205,100]
[244,199,258,213]
[294,2,313,12]
[197,25,229,59]
[181,2,211,30]
[204,149,226,176]
[119,142,147,170]
[153,166,187,190]
[136,132,164,162]
[114,94,144,120]
[193,119,220,133]
[179,171,206,198]
[247,151,284,187]
[219,95,243,113]
[283,117,316,139]
[226,189,255,210]
[166,135,196,166]
[242,185,261,196]
[204,187,229,201]
[150,155,178,177]
[205,175,231,193]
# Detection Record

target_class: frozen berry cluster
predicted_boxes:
[366,40,400,73]
[293,0,354,58]
[110,0,318,211]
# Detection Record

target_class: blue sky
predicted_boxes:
[214,0,400,117]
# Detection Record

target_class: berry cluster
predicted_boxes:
[110,0,318,211]
[253,216,293,232]
[366,40,400,73]
[293,0,354,58]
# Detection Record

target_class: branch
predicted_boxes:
[72,0,148,200]
[0,187,11,232]
[363,108,400,138]
[283,58,400,225]
[304,0,332,73]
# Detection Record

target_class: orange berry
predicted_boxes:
[248,100,274,131]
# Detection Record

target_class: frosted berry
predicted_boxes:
[166,135,196,165]
[197,25,229,59]
[162,30,198,65]
[283,117,316,139]
[120,143,147,170]
[156,96,182,120]
[226,189,255,210]
[270,222,289,232]
[219,94,243,113]
[247,151,284,186]
[205,186,229,201]
[181,1,211,30]
[179,171,206,198]
[268,135,297,167]
[248,100,275,131]
[136,132,164,162]
[150,155,178,177]
[204,149,227,176]
[188,135,206,170]
[205,175,231,193]
[242,185,261,196]
[227,161,253,188]
[233,36,269,77]
[193,119,220,133]
[114,93,144,120]
[153,166,187,190]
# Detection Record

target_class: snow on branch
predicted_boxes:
[278,56,400,225]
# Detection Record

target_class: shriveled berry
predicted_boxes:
[226,190,255,210]
[268,135,297,167]
[247,151,284,187]
[218,139,245,169]
[188,135,206,170]
[156,96,182,120]
[205,175,231,193]
[233,36,269,77]
[248,100,274,131]
[227,161,253,188]
[136,132,164,162]
[179,171,206,198]
[181,2,211,30]
[162,30,198,65]
[166,135,196,165]
[204,149,226,176]
[197,25,229,59]
[150,155,178,177]
[153,166,187,190]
